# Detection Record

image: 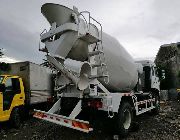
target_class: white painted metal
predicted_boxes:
[137,106,155,115]
[101,33,138,92]
[135,98,155,115]
[47,55,91,90]
[136,60,160,91]
[41,3,138,92]
[135,63,143,74]
[98,93,123,113]
[69,100,82,119]
[41,4,75,26]
[48,98,61,113]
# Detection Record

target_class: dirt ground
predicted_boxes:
[0,101,180,140]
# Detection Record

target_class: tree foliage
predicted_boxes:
[0,48,4,58]
[0,62,10,71]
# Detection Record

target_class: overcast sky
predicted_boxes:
[0,0,180,63]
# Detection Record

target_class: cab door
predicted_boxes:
[0,76,4,118]
[151,66,160,91]
[143,66,151,92]
[3,77,22,118]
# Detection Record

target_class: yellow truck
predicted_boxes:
[0,61,55,127]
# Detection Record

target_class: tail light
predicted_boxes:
[87,100,103,109]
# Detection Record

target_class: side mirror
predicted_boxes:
[0,84,5,92]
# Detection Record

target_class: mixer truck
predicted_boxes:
[33,3,161,136]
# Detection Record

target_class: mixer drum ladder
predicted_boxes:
[77,11,109,84]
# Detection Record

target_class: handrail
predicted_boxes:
[78,10,109,84]
[77,13,88,30]
[78,11,102,43]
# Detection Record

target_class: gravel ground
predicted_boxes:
[0,101,180,140]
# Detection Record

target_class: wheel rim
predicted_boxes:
[123,109,131,129]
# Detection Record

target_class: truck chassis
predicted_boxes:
[34,86,158,133]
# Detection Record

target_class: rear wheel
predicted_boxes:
[116,102,133,137]
[10,108,21,128]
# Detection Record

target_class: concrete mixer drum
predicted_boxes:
[40,3,138,93]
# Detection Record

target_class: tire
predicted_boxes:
[116,102,133,137]
[177,92,180,101]
[151,94,160,115]
[10,108,21,128]
[21,106,30,120]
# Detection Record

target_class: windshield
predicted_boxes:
[0,76,4,84]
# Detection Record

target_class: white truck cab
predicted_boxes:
[136,60,160,92]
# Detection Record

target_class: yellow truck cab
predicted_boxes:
[0,61,54,127]
[0,75,25,127]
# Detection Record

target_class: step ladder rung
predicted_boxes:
[88,50,103,56]
[89,74,109,79]
[91,63,106,68]
[80,33,100,44]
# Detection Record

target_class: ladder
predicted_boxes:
[77,11,109,85]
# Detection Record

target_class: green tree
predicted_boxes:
[0,49,10,73]
[0,48,4,58]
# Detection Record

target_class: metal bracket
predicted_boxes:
[69,100,82,119]
[48,98,61,113]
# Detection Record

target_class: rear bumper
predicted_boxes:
[33,109,93,133]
